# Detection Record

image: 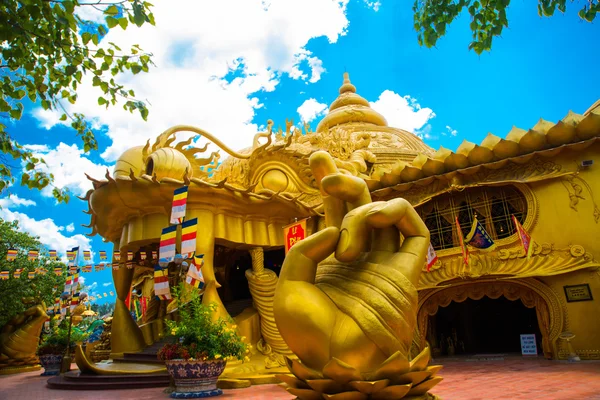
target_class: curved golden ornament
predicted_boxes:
[416,277,566,359]
[0,304,48,370]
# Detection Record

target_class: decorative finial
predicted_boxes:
[339,72,356,94]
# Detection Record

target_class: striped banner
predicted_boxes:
[140,251,147,260]
[48,250,58,260]
[13,268,22,279]
[54,266,63,276]
[82,265,92,273]
[27,250,39,261]
[151,250,157,260]
[71,292,79,312]
[6,249,18,261]
[185,254,204,289]
[154,265,171,300]
[0,270,9,280]
[27,270,36,279]
[113,251,121,261]
[112,263,120,270]
[170,186,189,224]
[99,251,107,261]
[126,262,133,269]
[94,264,103,272]
[69,266,78,274]
[83,250,91,261]
[159,225,177,261]
[36,267,47,276]
[67,251,76,261]
[127,251,133,261]
[181,218,197,257]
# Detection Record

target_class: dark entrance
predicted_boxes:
[430,297,542,355]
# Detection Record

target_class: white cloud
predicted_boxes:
[370,90,436,137]
[0,208,91,254]
[27,143,110,198]
[66,223,75,232]
[444,125,458,136]
[0,194,36,208]
[33,0,355,162]
[297,98,329,123]
[364,0,381,11]
[102,282,112,287]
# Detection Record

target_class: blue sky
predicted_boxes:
[1,0,598,304]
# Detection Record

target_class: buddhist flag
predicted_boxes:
[170,186,189,224]
[455,217,469,266]
[94,264,103,272]
[465,217,496,252]
[54,297,60,313]
[64,275,73,293]
[109,291,114,296]
[154,265,171,300]
[99,251,107,261]
[112,263,120,270]
[151,251,157,260]
[69,265,78,274]
[186,255,204,289]
[27,250,39,261]
[6,249,18,261]
[159,225,177,261]
[48,250,58,260]
[426,243,438,272]
[140,251,147,261]
[103,292,108,298]
[113,251,121,261]
[181,218,197,257]
[14,268,22,279]
[126,262,133,269]
[66,250,76,263]
[283,219,307,253]
[82,265,92,273]
[127,251,134,261]
[54,266,63,276]
[512,215,533,260]
[1,270,9,280]
[71,292,80,312]
[72,270,80,288]
[27,270,36,279]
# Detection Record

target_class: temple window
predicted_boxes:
[416,186,527,251]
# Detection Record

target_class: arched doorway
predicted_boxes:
[416,279,565,359]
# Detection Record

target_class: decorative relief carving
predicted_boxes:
[420,243,599,289]
[562,175,600,223]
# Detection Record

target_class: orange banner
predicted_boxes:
[283,219,307,253]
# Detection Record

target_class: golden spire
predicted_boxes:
[316,72,388,132]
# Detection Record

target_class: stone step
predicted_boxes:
[47,371,170,390]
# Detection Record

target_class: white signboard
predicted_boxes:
[520,334,538,356]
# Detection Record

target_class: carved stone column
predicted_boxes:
[246,247,291,366]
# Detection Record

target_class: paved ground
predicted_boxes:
[1,357,600,399]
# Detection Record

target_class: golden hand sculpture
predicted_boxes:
[274,151,442,399]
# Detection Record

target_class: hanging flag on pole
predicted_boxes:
[64,275,73,293]
[99,251,107,261]
[71,292,80,312]
[512,215,533,260]
[159,225,177,261]
[170,186,189,224]
[181,218,197,258]
[455,217,469,266]
[48,250,58,260]
[465,217,496,252]
[6,249,18,261]
[186,256,205,289]
[426,243,438,272]
[27,250,39,261]
[154,265,171,300]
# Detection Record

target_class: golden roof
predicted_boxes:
[368,101,600,195]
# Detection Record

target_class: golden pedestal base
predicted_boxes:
[0,364,41,375]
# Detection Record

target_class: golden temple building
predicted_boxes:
[82,72,600,370]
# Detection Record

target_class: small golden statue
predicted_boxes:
[274,151,442,399]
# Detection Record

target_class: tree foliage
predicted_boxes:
[413,0,599,54]
[90,301,114,316]
[0,218,67,328]
[0,0,155,203]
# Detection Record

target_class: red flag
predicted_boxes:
[124,291,132,310]
[455,217,469,266]
[426,243,438,272]
[512,215,533,260]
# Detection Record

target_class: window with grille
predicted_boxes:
[415,186,527,251]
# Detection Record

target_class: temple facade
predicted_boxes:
[83,73,600,364]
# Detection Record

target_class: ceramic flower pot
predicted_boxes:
[165,359,227,398]
[39,354,63,376]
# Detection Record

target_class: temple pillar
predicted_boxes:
[111,247,146,356]
[246,246,291,367]
[187,209,232,323]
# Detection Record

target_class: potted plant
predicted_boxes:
[158,284,248,398]
[37,319,90,375]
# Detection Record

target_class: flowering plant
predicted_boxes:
[157,283,248,362]
[37,321,89,356]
